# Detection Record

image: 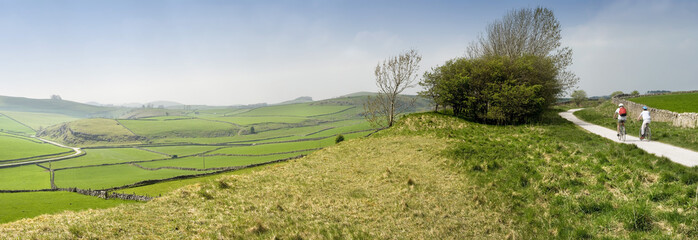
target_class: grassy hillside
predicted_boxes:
[0,95,126,118]
[3,112,698,238]
[629,92,698,113]
[0,114,35,135]
[0,111,78,131]
[37,118,145,147]
[575,101,698,152]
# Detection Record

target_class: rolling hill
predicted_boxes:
[0,95,127,118]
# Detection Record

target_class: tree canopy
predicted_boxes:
[467,7,577,96]
[422,55,558,124]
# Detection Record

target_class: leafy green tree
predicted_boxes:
[421,55,558,124]
[571,90,587,106]
[418,67,442,112]
[467,7,578,96]
[631,90,640,96]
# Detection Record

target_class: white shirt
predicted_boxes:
[615,107,627,120]
[639,110,651,121]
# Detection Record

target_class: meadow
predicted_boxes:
[0,165,51,190]
[3,112,698,238]
[629,92,698,113]
[575,101,698,152]
[0,98,392,224]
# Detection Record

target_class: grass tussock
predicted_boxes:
[2,112,698,238]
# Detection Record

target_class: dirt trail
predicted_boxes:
[560,109,698,167]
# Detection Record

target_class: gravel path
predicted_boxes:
[560,109,698,167]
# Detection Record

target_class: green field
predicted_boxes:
[629,92,698,113]
[0,133,71,162]
[142,145,223,157]
[54,164,213,189]
[118,118,237,138]
[0,192,135,224]
[136,152,308,169]
[237,103,352,117]
[48,148,166,169]
[205,116,309,125]
[0,165,51,190]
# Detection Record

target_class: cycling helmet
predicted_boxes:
[619,103,624,107]
[643,106,648,110]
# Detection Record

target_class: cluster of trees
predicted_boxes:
[419,7,577,124]
[365,7,578,126]
[420,55,560,124]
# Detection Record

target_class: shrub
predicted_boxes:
[335,134,345,144]
[420,55,559,124]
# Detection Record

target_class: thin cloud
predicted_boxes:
[566,0,698,96]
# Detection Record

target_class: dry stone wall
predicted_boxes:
[613,92,698,128]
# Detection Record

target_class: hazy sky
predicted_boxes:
[0,0,696,105]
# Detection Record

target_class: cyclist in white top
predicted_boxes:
[637,106,651,140]
[614,103,627,136]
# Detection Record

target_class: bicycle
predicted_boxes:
[618,122,626,141]
[640,123,651,141]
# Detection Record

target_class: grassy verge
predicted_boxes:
[575,101,698,152]
[2,112,698,238]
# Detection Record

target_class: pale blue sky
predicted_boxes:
[0,0,695,105]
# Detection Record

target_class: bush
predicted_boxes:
[335,134,345,144]
[420,55,559,124]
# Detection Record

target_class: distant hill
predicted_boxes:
[341,91,377,97]
[118,101,184,109]
[0,95,126,118]
[275,96,313,105]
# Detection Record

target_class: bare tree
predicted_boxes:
[364,49,422,128]
[467,7,578,95]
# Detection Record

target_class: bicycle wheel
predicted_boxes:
[621,125,626,141]
[645,125,652,142]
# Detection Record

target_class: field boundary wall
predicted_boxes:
[613,91,698,128]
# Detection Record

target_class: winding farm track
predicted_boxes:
[0,137,82,168]
[560,109,698,167]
